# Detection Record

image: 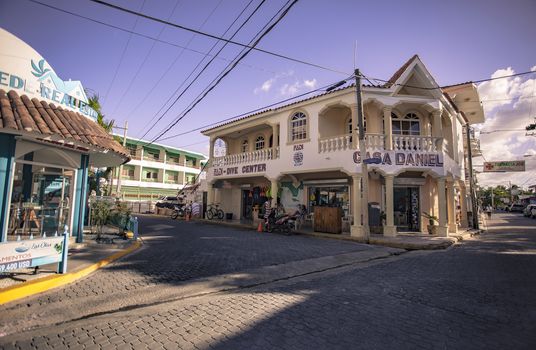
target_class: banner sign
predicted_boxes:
[0,28,98,120]
[353,151,444,167]
[483,161,525,172]
[0,236,65,272]
[213,163,266,177]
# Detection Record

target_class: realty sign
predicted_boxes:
[0,236,65,272]
[483,161,525,172]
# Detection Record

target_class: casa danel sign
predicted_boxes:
[0,28,98,120]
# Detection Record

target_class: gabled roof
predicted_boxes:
[0,89,129,160]
[383,54,419,87]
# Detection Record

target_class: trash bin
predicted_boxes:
[226,213,233,220]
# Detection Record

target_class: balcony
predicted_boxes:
[212,147,280,167]
[319,134,443,153]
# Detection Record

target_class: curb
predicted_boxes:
[196,219,480,250]
[0,241,142,305]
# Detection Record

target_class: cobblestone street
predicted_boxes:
[1,213,535,349]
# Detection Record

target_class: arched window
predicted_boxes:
[241,139,248,153]
[290,112,307,141]
[392,112,420,136]
[255,136,265,150]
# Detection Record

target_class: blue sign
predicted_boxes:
[363,157,382,165]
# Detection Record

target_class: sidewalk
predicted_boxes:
[0,236,141,305]
[196,217,481,250]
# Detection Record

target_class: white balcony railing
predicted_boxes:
[392,135,442,152]
[212,147,280,167]
[364,133,385,150]
[318,135,352,153]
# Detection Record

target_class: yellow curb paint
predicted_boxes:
[0,241,142,305]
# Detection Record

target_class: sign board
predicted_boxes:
[353,151,443,168]
[213,163,266,177]
[0,28,97,120]
[0,236,67,273]
[483,161,525,172]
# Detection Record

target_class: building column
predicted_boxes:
[270,179,278,208]
[383,106,393,150]
[271,124,279,158]
[384,174,396,237]
[432,109,443,151]
[350,174,365,237]
[209,138,215,160]
[436,177,448,237]
[350,104,358,149]
[459,182,469,227]
[72,154,89,243]
[0,133,16,242]
[207,182,214,205]
[447,179,458,233]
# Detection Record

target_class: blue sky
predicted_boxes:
[1,0,535,186]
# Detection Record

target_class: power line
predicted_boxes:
[138,0,265,141]
[102,0,146,105]
[132,0,229,138]
[157,76,353,142]
[372,70,536,91]
[110,0,183,118]
[26,0,277,76]
[147,0,300,145]
[88,0,349,76]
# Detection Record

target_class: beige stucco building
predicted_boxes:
[201,55,484,237]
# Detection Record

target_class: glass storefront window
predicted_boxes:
[307,186,349,217]
[8,163,74,239]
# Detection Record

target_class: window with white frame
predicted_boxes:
[241,139,248,153]
[392,112,420,135]
[255,136,265,150]
[290,112,307,141]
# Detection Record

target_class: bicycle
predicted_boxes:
[206,203,224,220]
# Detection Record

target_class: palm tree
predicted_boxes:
[87,94,117,195]
[88,95,115,132]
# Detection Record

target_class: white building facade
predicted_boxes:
[202,56,484,237]
[110,136,207,200]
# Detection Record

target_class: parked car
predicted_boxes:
[523,204,536,217]
[531,206,536,219]
[509,203,525,213]
[155,196,179,208]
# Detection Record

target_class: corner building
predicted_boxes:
[202,55,484,237]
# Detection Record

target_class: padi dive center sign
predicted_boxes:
[0,28,97,120]
[0,235,69,273]
[353,151,444,167]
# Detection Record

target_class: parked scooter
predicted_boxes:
[170,204,185,220]
[286,204,307,230]
[265,209,293,235]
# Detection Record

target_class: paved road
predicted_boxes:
[1,213,535,349]
[0,216,382,336]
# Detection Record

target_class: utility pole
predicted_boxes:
[466,124,479,229]
[490,186,494,208]
[355,68,369,240]
[115,121,128,195]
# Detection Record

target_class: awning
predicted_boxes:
[0,89,130,166]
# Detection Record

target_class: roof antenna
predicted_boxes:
[353,40,357,70]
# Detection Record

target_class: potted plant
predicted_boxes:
[422,212,439,235]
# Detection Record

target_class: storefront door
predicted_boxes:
[393,187,420,232]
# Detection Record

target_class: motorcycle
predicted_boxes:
[170,204,185,220]
[265,210,293,235]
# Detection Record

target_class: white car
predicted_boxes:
[523,204,536,217]
[531,206,536,219]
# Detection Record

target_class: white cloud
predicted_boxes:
[253,71,316,97]
[254,78,275,94]
[474,66,536,188]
